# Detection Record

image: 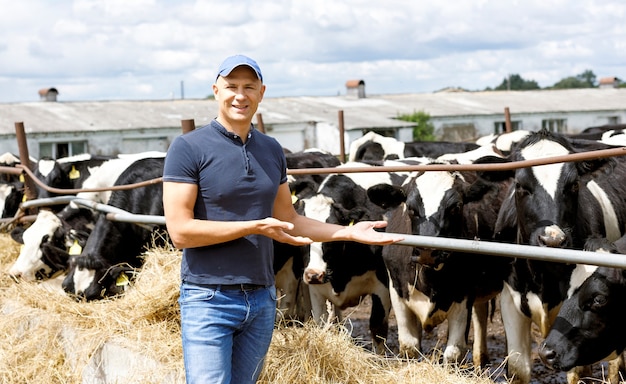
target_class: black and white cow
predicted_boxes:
[8,207,97,281]
[274,149,341,323]
[7,152,166,282]
[34,154,115,201]
[366,157,512,367]
[300,160,413,353]
[475,130,531,156]
[349,131,479,162]
[0,152,26,218]
[62,157,167,300]
[539,236,626,381]
[493,128,626,384]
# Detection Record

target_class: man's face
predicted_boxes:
[213,66,265,127]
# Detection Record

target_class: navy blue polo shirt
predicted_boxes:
[163,119,287,286]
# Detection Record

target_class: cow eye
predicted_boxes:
[591,294,607,311]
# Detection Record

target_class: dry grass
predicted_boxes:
[0,232,501,384]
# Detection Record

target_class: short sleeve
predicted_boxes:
[163,135,198,184]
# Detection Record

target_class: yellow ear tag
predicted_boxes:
[69,166,80,180]
[291,191,298,205]
[116,272,130,287]
[19,174,25,182]
[68,240,82,255]
[22,193,27,202]
[349,220,355,226]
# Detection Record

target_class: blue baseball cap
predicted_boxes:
[216,54,263,82]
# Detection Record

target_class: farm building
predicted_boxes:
[0,87,625,159]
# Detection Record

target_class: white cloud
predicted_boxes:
[0,0,624,102]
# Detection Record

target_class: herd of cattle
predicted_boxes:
[2,124,626,384]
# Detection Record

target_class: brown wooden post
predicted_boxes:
[504,107,512,133]
[14,122,38,202]
[338,110,346,162]
[256,113,265,133]
[181,119,196,133]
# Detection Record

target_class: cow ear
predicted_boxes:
[10,226,26,244]
[576,156,613,175]
[463,178,492,204]
[602,267,626,285]
[367,183,406,209]
[493,186,518,242]
[473,155,515,182]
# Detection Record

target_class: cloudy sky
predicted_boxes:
[0,0,624,103]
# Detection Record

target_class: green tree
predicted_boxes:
[397,110,436,141]
[494,74,540,90]
[551,69,597,89]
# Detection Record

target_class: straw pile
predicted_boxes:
[0,232,501,384]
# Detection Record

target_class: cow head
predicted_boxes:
[510,129,614,248]
[9,208,95,281]
[301,167,393,285]
[62,253,136,301]
[539,265,626,371]
[10,210,68,280]
[368,166,477,269]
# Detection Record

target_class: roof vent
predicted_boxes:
[345,79,366,98]
[38,88,59,102]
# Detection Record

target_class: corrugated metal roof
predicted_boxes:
[1,88,625,135]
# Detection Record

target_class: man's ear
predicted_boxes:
[212,83,219,101]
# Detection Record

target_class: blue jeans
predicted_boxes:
[179,283,277,384]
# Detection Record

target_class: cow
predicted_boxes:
[567,124,626,141]
[285,148,341,200]
[299,160,414,353]
[7,152,166,282]
[33,154,115,202]
[539,236,626,382]
[475,130,531,155]
[366,156,512,367]
[492,128,626,384]
[0,152,26,219]
[348,131,479,162]
[8,207,97,281]
[62,157,167,301]
[274,149,341,323]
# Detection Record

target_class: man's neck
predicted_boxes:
[216,117,251,141]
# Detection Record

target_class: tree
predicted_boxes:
[397,110,436,141]
[493,74,540,91]
[551,69,597,89]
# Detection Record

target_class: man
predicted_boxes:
[162,54,403,384]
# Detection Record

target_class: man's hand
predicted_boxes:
[339,220,404,245]
[257,217,313,246]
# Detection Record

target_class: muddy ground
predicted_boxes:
[342,296,619,384]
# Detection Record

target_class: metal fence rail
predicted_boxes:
[394,234,626,269]
[16,196,626,268]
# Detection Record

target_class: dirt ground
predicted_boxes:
[342,295,619,384]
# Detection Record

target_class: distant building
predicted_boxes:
[1,88,625,159]
[38,88,59,102]
[599,77,621,89]
[345,79,366,98]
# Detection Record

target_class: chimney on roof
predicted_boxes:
[38,87,59,102]
[345,79,366,98]
[598,77,621,89]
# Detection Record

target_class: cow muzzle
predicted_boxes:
[537,224,567,248]
[303,268,326,284]
[411,248,447,271]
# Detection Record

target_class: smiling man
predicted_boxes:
[162,54,403,384]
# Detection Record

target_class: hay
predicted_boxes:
[261,320,500,384]
[0,233,501,384]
